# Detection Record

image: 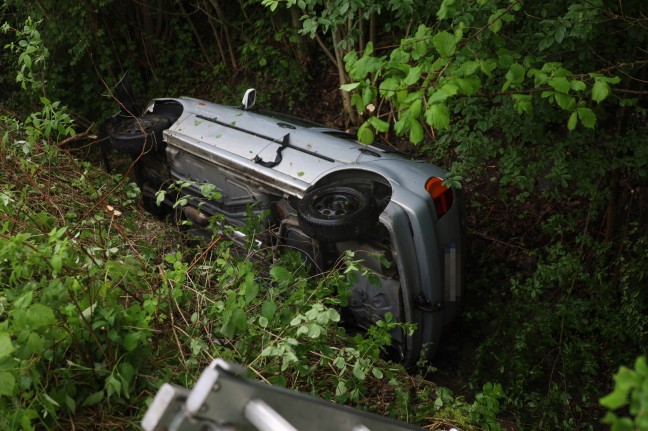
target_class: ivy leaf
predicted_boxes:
[424,103,450,130]
[592,81,610,103]
[432,31,456,58]
[577,107,597,128]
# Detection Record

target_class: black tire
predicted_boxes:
[109,113,170,155]
[298,184,378,242]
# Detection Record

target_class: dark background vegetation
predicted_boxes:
[1,0,648,430]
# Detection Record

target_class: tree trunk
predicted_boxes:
[331,28,358,124]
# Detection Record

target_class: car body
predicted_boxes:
[106,77,464,366]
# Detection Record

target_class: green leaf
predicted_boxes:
[200,183,219,199]
[155,190,166,206]
[592,81,610,103]
[123,332,141,352]
[357,123,374,144]
[567,112,578,131]
[635,356,648,377]
[368,116,390,133]
[0,372,15,397]
[258,316,269,328]
[409,118,424,144]
[403,66,422,86]
[548,77,571,93]
[505,63,526,86]
[600,386,629,410]
[456,61,480,77]
[326,309,340,322]
[362,87,375,106]
[480,60,497,78]
[261,300,277,320]
[408,98,423,118]
[340,82,360,92]
[25,332,42,355]
[307,323,321,338]
[432,31,456,58]
[437,0,460,19]
[0,333,15,360]
[243,273,259,303]
[489,12,503,33]
[379,78,400,98]
[453,77,481,96]
[424,103,450,130]
[82,390,104,407]
[571,80,586,92]
[394,118,408,135]
[512,94,533,114]
[429,83,459,104]
[577,107,597,128]
[231,307,247,333]
[554,93,575,110]
[14,304,56,329]
[270,266,291,281]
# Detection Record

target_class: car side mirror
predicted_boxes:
[241,89,256,110]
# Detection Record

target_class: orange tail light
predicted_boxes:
[425,177,454,219]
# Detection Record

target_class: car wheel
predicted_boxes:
[109,113,171,154]
[298,184,378,242]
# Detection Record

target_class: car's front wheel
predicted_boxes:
[109,113,171,154]
[297,184,378,242]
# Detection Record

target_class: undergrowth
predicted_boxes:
[0,107,505,429]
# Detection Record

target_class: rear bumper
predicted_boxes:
[381,189,463,366]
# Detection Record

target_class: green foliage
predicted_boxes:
[1,16,48,91]
[600,356,648,431]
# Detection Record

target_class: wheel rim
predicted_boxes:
[312,190,361,218]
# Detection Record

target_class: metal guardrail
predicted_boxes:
[142,359,428,431]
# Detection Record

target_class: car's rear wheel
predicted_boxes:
[109,113,170,154]
[298,184,378,242]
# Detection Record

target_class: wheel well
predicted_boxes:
[150,100,184,124]
[311,170,392,213]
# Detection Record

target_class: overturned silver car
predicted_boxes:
[106,77,464,366]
